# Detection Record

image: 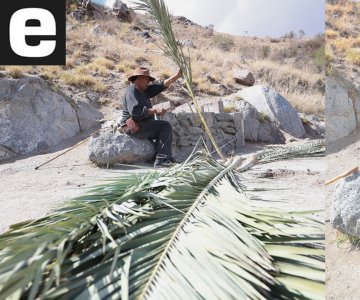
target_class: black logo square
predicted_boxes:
[0,0,66,65]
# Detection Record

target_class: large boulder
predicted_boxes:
[326,72,360,143]
[0,76,102,161]
[331,172,360,238]
[237,85,305,138]
[88,130,156,164]
[223,99,285,143]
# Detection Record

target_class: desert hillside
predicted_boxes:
[1,2,324,116]
[326,0,360,70]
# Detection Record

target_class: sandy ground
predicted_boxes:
[0,132,153,233]
[0,137,325,234]
[326,131,360,299]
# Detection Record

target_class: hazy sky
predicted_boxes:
[97,0,324,38]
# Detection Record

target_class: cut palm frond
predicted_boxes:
[233,139,325,173]
[256,139,325,163]
[0,149,324,299]
[133,0,225,160]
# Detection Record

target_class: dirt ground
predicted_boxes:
[326,131,360,299]
[0,136,325,235]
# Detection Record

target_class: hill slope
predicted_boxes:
[1,4,324,116]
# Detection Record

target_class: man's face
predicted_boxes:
[135,75,151,91]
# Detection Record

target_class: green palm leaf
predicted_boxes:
[0,143,324,299]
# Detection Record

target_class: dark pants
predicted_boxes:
[131,119,173,159]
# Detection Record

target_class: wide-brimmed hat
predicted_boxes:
[128,66,155,82]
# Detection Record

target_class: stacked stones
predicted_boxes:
[164,112,244,160]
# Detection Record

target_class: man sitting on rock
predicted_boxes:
[120,66,182,167]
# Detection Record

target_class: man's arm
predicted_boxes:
[164,69,182,88]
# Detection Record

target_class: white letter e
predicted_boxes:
[9,8,56,58]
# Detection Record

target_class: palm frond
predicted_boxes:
[133,0,225,160]
[0,149,324,299]
[256,139,325,163]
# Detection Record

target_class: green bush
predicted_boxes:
[312,45,325,70]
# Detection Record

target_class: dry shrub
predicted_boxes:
[332,38,353,53]
[66,57,76,69]
[5,66,32,78]
[283,90,324,115]
[325,29,339,39]
[92,57,115,69]
[93,82,108,93]
[39,66,63,80]
[61,72,96,86]
[346,48,360,65]
[212,34,235,51]
[325,46,334,63]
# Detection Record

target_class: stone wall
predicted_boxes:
[163,112,244,160]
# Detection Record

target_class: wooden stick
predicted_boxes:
[325,166,359,186]
[35,129,101,170]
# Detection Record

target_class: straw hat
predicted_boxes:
[128,66,155,82]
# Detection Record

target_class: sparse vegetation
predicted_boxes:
[5,66,32,79]
[346,48,360,65]
[326,0,360,66]
[0,3,324,115]
[336,230,360,248]
[212,34,235,51]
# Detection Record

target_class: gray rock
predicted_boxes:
[237,85,305,138]
[223,127,236,134]
[215,113,233,121]
[0,77,79,157]
[225,100,285,143]
[298,113,325,139]
[71,10,84,21]
[113,0,132,22]
[139,31,151,39]
[179,39,195,49]
[188,127,203,135]
[0,145,16,161]
[326,73,359,143]
[331,172,360,238]
[0,76,102,161]
[76,100,103,131]
[233,69,255,86]
[88,130,156,164]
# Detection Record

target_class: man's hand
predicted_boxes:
[158,108,166,116]
[175,68,183,79]
[148,108,166,116]
[164,68,183,87]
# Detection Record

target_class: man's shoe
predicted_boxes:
[169,157,178,163]
[154,158,173,168]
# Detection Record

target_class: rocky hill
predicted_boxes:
[1,1,324,116]
[0,1,325,163]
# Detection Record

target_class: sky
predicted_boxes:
[95,0,324,38]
